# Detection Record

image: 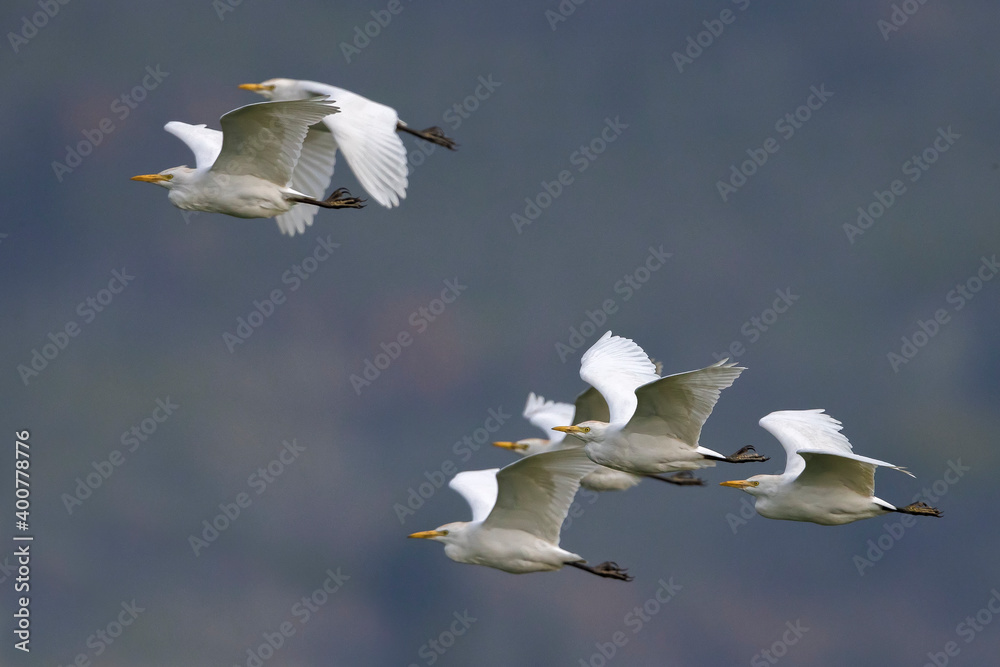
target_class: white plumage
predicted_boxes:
[494,390,644,492]
[408,448,631,580]
[241,78,454,209]
[720,409,942,525]
[131,99,364,235]
[555,331,756,474]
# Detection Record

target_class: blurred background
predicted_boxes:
[2,1,999,665]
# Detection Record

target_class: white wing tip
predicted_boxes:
[759,409,840,430]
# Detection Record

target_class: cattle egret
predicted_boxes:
[719,409,942,525]
[553,331,767,474]
[239,78,456,209]
[131,99,364,235]
[496,390,704,489]
[408,448,632,581]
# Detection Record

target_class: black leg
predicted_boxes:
[704,445,770,464]
[892,501,942,518]
[567,561,633,582]
[645,472,705,486]
[397,122,458,150]
[288,187,366,209]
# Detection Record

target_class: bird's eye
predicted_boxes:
[751,481,759,487]
[583,427,591,433]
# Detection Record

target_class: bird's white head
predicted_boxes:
[492,438,549,457]
[719,475,775,498]
[130,166,194,190]
[551,421,608,443]
[238,78,300,101]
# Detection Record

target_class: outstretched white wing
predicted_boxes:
[523,393,576,444]
[484,448,596,544]
[212,99,338,185]
[448,469,499,523]
[163,122,223,170]
[274,127,340,235]
[760,409,914,480]
[579,331,660,425]
[624,361,744,446]
[294,81,408,208]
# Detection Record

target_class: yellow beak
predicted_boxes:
[719,480,754,489]
[551,426,583,434]
[130,174,172,183]
[408,530,447,539]
[238,83,274,92]
[492,441,527,452]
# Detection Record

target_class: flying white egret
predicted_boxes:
[239,78,457,209]
[719,409,942,525]
[553,331,767,475]
[408,448,632,581]
[492,392,577,457]
[494,390,704,490]
[131,99,365,235]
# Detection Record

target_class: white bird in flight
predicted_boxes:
[408,448,632,581]
[553,331,767,474]
[495,390,705,490]
[492,392,577,457]
[131,99,365,235]
[239,78,457,209]
[719,409,942,525]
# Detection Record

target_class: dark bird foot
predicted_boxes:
[568,560,633,582]
[319,187,366,209]
[397,123,458,150]
[894,501,943,518]
[646,471,705,486]
[721,445,769,463]
[290,188,366,210]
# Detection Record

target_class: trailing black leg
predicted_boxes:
[397,122,458,150]
[567,561,633,582]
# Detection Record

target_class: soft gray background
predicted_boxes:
[2,1,999,665]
